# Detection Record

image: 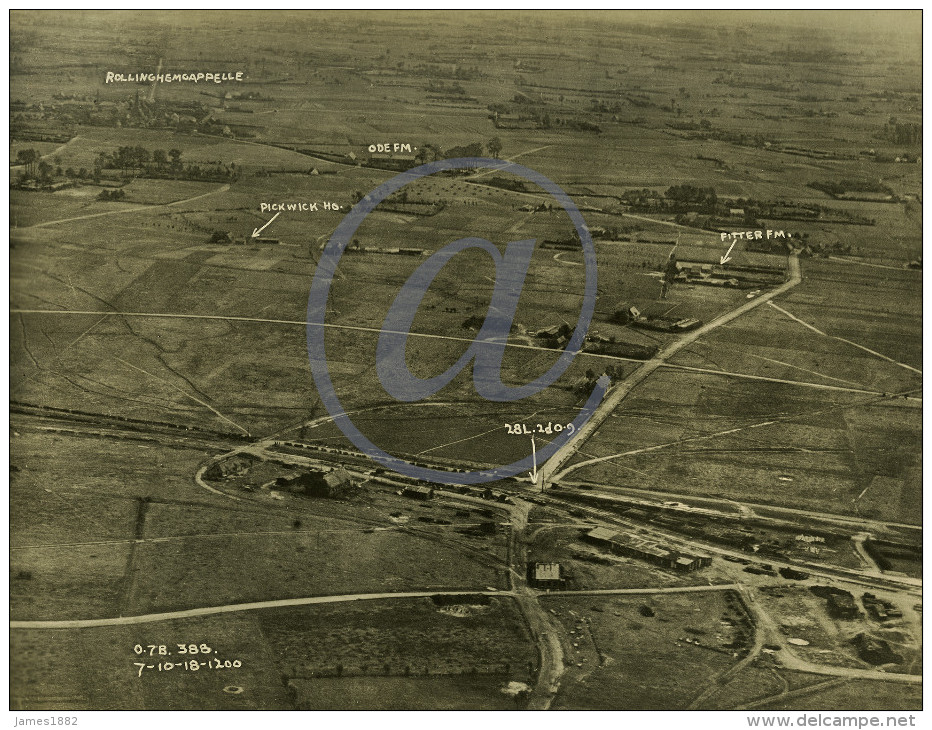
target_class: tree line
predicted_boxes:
[94,145,238,182]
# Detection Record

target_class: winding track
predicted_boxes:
[18,183,231,229]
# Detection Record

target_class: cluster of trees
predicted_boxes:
[590,98,624,114]
[97,188,127,201]
[411,137,502,164]
[664,184,719,213]
[414,63,482,79]
[15,148,42,177]
[481,176,531,194]
[620,188,663,207]
[94,146,238,182]
[490,101,607,133]
[878,118,921,146]
[557,118,600,133]
[12,148,84,187]
[808,179,891,198]
[14,148,57,185]
[426,80,467,96]
[620,185,722,215]
[99,145,184,176]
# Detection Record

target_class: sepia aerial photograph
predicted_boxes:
[7,8,923,715]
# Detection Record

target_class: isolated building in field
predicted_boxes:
[528,562,565,590]
[673,554,713,572]
[535,322,572,349]
[612,303,641,325]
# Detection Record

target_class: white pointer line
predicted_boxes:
[720,240,736,265]
[252,211,280,238]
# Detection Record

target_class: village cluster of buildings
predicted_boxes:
[584,526,713,572]
[817,587,904,624]
[862,593,904,622]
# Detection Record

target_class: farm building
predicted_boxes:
[676,556,699,571]
[527,562,565,590]
[611,303,641,325]
[367,151,417,170]
[402,485,435,500]
[279,468,355,498]
[536,323,571,349]
[203,455,254,480]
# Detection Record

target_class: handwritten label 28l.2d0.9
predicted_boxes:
[505,422,576,436]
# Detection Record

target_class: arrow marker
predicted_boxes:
[720,240,736,265]
[528,436,538,484]
[252,212,280,238]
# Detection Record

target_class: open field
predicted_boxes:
[11,614,294,710]
[543,592,752,710]
[746,678,922,712]
[125,525,505,615]
[288,675,522,710]
[9,424,508,621]
[694,666,923,712]
[562,365,921,524]
[258,596,535,678]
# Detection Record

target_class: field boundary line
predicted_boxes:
[10,589,516,629]
[768,301,921,375]
[20,183,230,229]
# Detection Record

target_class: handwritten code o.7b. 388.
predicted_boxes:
[505,422,575,436]
[134,643,213,656]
